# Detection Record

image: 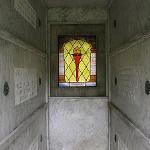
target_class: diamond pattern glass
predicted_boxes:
[59,35,96,87]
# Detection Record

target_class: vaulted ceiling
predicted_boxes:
[44,0,110,8]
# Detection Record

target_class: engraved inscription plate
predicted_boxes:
[14,68,37,106]
[27,136,39,150]
[118,68,141,101]
[113,67,144,105]
[14,0,36,28]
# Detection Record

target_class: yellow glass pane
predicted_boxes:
[64,39,91,82]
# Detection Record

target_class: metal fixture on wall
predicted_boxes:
[115,77,117,86]
[145,81,150,95]
[4,82,9,96]
[39,77,42,86]
[40,134,43,142]
[114,134,117,143]
[38,19,41,27]
[114,20,117,28]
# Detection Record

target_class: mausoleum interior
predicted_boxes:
[0,0,150,150]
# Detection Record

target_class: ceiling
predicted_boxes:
[44,0,110,8]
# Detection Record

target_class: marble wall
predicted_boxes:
[110,106,150,150]
[49,97,108,150]
[0,0,47,51]
[109,0,150,51]
[109,0,150,149]
[0,30,47,150]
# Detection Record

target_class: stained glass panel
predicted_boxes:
[59,35,96,87]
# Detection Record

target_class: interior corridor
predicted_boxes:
[0,0,150,150]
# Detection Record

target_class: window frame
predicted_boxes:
[49,24,106,97]
[58,34,97,88]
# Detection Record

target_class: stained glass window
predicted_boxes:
[59,35,96,87]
